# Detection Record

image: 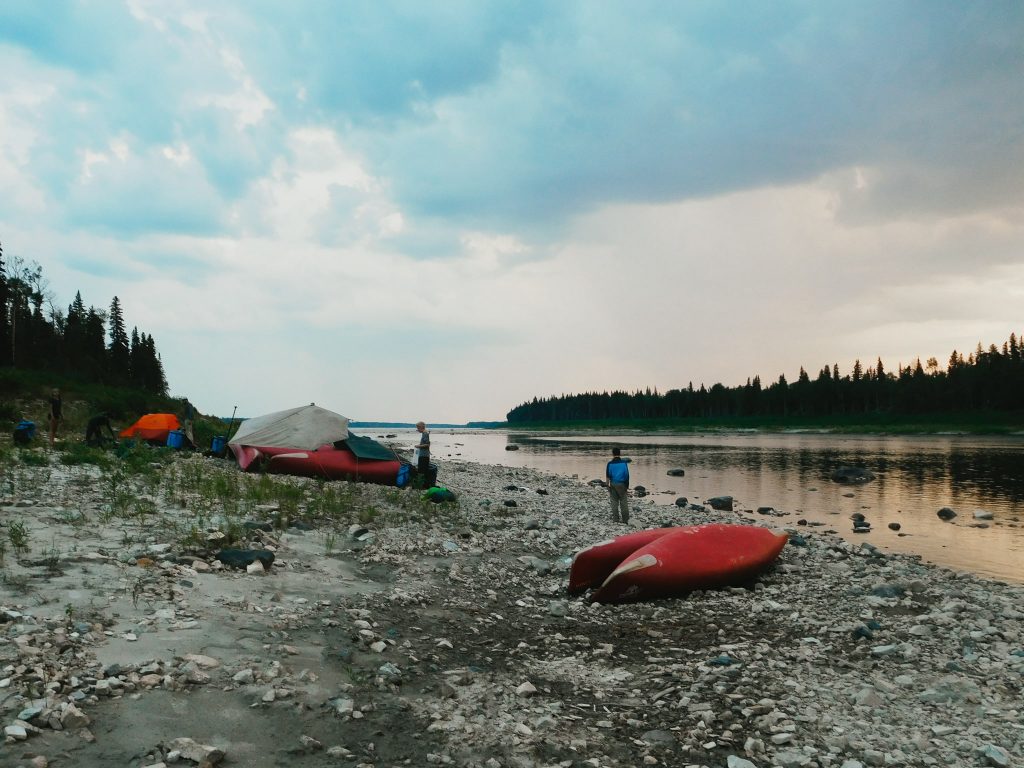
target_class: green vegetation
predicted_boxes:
[502,410,1024,435]
[0,245,166,393]
[507,331,1024,435]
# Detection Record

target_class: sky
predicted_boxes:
[1,1,1022,423]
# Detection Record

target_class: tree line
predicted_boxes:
[507,333,1024,423]
[0,240,167,394]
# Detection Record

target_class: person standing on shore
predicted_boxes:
[47,388,63,449]
[606,447,630,524]
[414,421,431,475]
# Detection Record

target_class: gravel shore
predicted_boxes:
[0,452,1021,768]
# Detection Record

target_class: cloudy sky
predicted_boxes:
[1,1,1022,422]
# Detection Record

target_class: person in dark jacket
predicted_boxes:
[48,388,63,448]
[85,413,116,447]
[606,447,630,524]
[415,421,431,475]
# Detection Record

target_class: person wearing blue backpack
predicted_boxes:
[606,447,630,524]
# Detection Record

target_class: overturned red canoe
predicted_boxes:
[591,524,788,604]
[232,443,403,486]
[568,528,677,595]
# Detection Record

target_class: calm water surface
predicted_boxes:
[355,429,1024,583]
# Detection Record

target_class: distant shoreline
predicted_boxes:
[498,412,1024,436]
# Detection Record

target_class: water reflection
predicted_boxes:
[358,429,1024,582]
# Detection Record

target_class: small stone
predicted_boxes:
[516,682,537,697]
[299,735,323,751]
[61,704,90,729]
[4,724,28,740]
[727,757,759,768]
[369,641,387,653]
[184,654,220,669]
[246,561,265,575]
[168,738,225,765]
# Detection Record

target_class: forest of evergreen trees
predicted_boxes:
[507,333,1024,423]
[0,240,167,394]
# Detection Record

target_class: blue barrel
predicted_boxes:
[211,435,226,454]
[166,430,185,449]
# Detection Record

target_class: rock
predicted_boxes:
[215,548,275,570]
[377,662,401,683]
[888,522,901,531]
[707,496,733,511]
[937,507,957,520]
[641,729,675,745]
[547,600,567,617]
[503,500,518,508]
[973,509,994,520]
[977,743,1010,767]
[831,467,876,484]
[4,724,28,740]
[505,445,519,451]
[168,737,225,765]
[331,697,355,716]
[60,704,90,729]
[516,681,537,697]
[633,485,647,497]
[674,497,688,507]
[773,750,810,767]
[666,468,685,477]
[727,757,759,768]
[246,561,265,575]
[184,654,220,669]
[518,556,551,575]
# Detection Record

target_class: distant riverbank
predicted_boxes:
[500,410,1024,435]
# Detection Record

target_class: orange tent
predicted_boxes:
[119,413,181,442]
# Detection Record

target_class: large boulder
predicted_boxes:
[707,496,734,512]
[831,467,876,484]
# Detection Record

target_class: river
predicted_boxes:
[354,428,1024,584]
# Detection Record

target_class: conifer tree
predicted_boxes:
[0,241,11,366]
[108,296,130,382]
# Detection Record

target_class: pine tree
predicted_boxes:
[108,296,130,383]
[83,307,107,379]
[0,240,10,366]
[129,326,141,386]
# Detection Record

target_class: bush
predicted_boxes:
[18,449,49,467]
[60,444,112,468]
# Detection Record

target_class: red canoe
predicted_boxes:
[568,528,677,595]
[231,443,402,486]
[590,524,788,604]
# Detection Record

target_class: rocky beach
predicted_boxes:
[0,449,1021,768]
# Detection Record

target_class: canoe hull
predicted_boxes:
[568,528,677,595]
[591,524,788,604]
[230,443,401,486]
